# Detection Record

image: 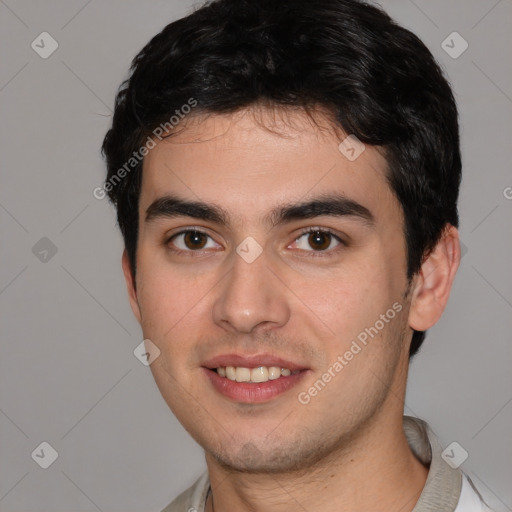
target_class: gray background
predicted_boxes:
[0,0,511,510]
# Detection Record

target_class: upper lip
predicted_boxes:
[202,353,308,372]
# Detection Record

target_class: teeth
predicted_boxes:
[251,366,268,383]
[268,366,281,380]
[216,366,298,383]
[235,367,251,382]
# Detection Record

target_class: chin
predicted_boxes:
[206,437,330,475]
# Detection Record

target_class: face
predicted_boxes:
[125,107,415,473]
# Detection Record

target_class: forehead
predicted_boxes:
[140,107,400,224]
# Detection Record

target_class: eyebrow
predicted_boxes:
[145,193,375,228]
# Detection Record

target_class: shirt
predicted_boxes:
[161,415,493,512]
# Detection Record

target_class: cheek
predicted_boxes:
[307,264,390,331]
[135,258,219,368]
[304,266,407,376]
[135,262,200,340]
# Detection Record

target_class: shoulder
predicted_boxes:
[160,472,210,512]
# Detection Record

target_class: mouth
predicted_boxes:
[202,355,309,404]
[216,365,300,382]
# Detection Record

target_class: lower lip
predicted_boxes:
[203,368,308,403]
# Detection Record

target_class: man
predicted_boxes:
[101,0,493,510]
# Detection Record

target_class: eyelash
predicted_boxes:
[164,227,219,258]
[293,227,346,257]
[165,227,346,258]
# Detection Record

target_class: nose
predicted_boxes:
[212,250,291,334]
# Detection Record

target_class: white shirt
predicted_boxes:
[456,474,493,511]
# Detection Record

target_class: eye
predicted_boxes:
[290,229,343,252]
[168,230,220,251]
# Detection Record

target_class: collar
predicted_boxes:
[162,415,463,512]
[405,415,462,512]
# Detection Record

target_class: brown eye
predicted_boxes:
[183,231,208,249]
[308,231,333,251]
[169,230,219,252]
[291,229,343,253]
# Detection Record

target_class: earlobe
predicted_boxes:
[408,225,461,332]
[122,249,142,324]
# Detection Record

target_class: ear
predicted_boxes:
[408,225,461,332]
[122,249,142,324]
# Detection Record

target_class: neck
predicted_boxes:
[205,412,428,512]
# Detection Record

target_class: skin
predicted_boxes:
[122,106,460,512]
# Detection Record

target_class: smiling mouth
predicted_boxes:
[204,363,308,403]
[215,366,301,383]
